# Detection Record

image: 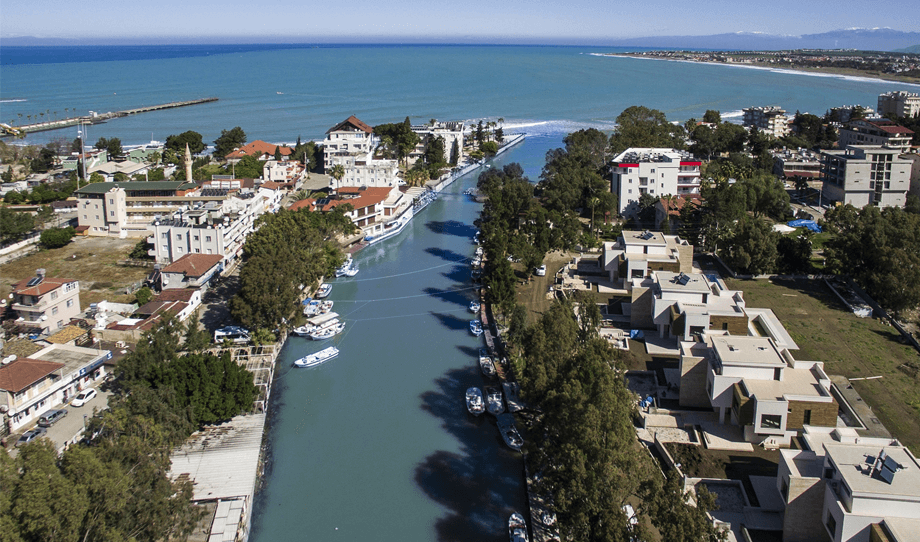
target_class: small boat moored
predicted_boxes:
[497,413,524,451]
[466,387,485,416]
[479,348,496,377]
[316,283,333,298]
[293,346,339,368]
[509,512,528,542]
[485,386,505,416]
[470,320,483,336]
[309,321,345,340]
[469,301,481,313]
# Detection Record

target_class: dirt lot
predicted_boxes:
[726,277,920,451]
[512,250,575,325]
[0,236,150,309]
[666,443,781,507]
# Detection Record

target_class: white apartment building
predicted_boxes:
[610,148,701,217]
[409,121,465,166]
[11,271,81,334]
[74,181,201,237]
[0,344,110,433]
[878,91,920,119]
[742,106,791,138]
[262,160,305,184]
[147,192,266,265]
[838,119,914,154]
[323,116,400,189]
[821,145,911,208]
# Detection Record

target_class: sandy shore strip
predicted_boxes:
[588,52,920,88]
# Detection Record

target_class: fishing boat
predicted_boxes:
[465,387,485,416]
[497,414,523,451]
[302,298,321,316]
[335,256,359,277]
[316,283,332,298]
[308,321,345,340]
[479,349,496,377]
[318,300,334,314]
[485,386,505,416]
[296,312,341,336]
[293,346,339,368]
[470,320,483,336]
[469,300,481,313]
[509,512,528,542]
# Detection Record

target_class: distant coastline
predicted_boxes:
[594,52,920,87]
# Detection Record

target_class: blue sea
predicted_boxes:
[3,44,919,541]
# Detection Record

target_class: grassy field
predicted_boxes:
[1,237,150,309]
[726,277,920,451]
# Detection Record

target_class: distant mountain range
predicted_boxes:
[2,28,919,51]
[608,28,920,52]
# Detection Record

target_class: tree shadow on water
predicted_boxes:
[426,219,477,239]
[430,311,471,332]
[425,285,472,309]
[425,246,472,264]
[416,368,528,542]
[442,264,472,284]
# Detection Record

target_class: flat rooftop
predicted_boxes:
[657,271,712,295]
[31,343,108,374]
[826,444,920,499]
[711,336,786,368]
[621,230,667,247]
[742,366,830,401]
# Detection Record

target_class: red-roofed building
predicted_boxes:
[225,141,293,162]
[322,116,400,189]
[289,185,412,238]
[0,344,111,433]
[160,254,223,290]
[10,270,81,335]
[839,119,914,153]
[654,194,702,230]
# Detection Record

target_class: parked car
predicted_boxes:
[71,388,97,407]
[16,427,47,446]
[37,409,67,427]
[535,264,547,276]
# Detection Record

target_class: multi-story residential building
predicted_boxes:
[74,181,199,237]
[261,160,305,184]
[225,140,293,163]
[159,253,224,290]
[678,334,836,445]
[742,106,791,138]
[878,91,920,119]
[11,270,81,334]
[828,105,876,124]
[147,192,266,265]
[821,145,911,208]
[772,148,823,179]
[409,121,465,166]
[323,116,401,189]
[610,148,701,217]
[0,343,110,433]
[601,230,693,283]
[778,427,920,542]
[289,186,411,236]
[838,119,914,153]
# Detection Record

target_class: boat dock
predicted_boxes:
[2,97,219,136]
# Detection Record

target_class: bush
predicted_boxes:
[135,286,153,306]
[39,226,75,249]
[480,141,499,155]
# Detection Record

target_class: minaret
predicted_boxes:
[184,143,193,181]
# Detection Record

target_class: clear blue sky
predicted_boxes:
[2,0,917,43]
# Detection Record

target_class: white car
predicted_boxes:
[535,265,547,276]
[71,388,97,407]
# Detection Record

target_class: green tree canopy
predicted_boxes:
[213,126,247,159]
[609,106,686,155]
[39,226,75,249]
[165,130,206,155]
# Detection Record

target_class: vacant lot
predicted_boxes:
[0,237,150,309]
[726,277,920,451]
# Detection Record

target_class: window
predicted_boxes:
[205,236,212,242]
[760,414,782,429]
[51,291,58,300]
[803,409,812,425]
[110,211,115,217]
[109,198,114,204]
[176,234,181,240]
[95,215,100,220]
[722,322,729,330]
[66,299,74,308]
[825,512,837,538]
[162,233,168,239]
[52,306,59,315]
[56,320,64,329]
[774,367,782,380]
[193,235,199,241]
[161,244,168,252]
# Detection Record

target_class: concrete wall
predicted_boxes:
[783,477,827,542]
[679,356,710,408]
[629,285,654,328]
[677,243,693,274]
[709,314,749,335]
[786,398,838,430]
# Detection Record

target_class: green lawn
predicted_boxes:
[726,277,920,451]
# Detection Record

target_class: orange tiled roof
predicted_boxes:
[13,277,76,297]
[161,254,223,278]
[225,140,293,160]
[290,187,391,213]
[0,357,64,394]
[326,115,373,135]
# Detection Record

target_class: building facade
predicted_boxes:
[743,106,791,138]
[610,148,701,217]
[878,91,920,119]
[821,146,911,208]
[11,271,81,334]
[74,181,200,237]
[838,119,914,154]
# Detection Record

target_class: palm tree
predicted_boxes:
[330,164,345,186]
[589,196,601,233]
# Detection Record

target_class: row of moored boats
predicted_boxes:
[292,255,359,366]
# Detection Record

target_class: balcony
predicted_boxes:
[12,299,47,311]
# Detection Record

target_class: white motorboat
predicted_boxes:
[485,386,505,416]
[497,413,523,451]
[475,246,483,257]
[471,256,482,267]
[316,283,332,298]
[470,320,483,336]
[296,312,341,335]
[335,257,359,277]
[292,325,311,336]
[466,387,485,416]
[293,346,339,368]
[309,321,345,340]
[471,269,482,280]
[469,301,481,313]
[318,300,334,314]
[303,298,321,316]
[509,512,528,542]
[479,350,496,377]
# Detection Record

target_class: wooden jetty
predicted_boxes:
[2,97,218,136]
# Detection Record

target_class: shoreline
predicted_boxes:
[592,53,920,88]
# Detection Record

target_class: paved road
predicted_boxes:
[6,387,112,456]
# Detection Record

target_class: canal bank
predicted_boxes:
[248,133,554,542]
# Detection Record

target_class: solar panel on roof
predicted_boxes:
[879,465,896,484]
[883,455,900,473]
[678,273,691,285]
[26,276,43,287]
